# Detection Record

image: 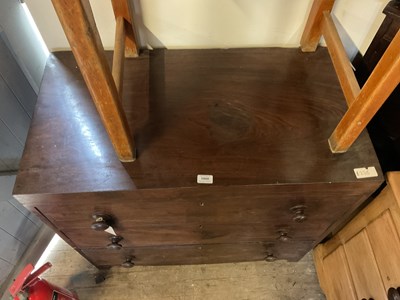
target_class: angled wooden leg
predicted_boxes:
[329,29,400,153]
[301,0,336,52]
[322,12,360,105]
[111,0,139,57]
[113,16,126,95]
[51,0,135,162]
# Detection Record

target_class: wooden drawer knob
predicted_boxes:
[121,257,135,268]
[265,254,277,262]
[277,231,292,242]
[290,205,307,223]
[107,236,123,250]
[91,214,113,231]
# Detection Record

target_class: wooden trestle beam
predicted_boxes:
[51,0,135,162]
[329,30,400,153]
[52,0,400,156]
[112,16,126,95]
[111,0,139,57]
[302,0,400,153]
[321,12,360,106]
[301,0,335,52]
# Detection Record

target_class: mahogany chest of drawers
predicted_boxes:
[14,49,383,268]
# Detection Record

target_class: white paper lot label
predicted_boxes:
[197,174,213,184]
[354,167,378,179]
[104,226,117,236]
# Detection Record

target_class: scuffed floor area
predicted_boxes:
[36,235,325,300]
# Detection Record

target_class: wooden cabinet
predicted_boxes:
[314,172,400,300]
[14,49,383,268]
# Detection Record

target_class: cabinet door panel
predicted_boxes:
[314,173,400,300]
[322,245,357,300]
[345,230,386,300]
[367,210,400,290]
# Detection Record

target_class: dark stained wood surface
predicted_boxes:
[125,48,382,189]
[14,49,382,193]
[13,48,383,266]
[13,53,137,195]
[17,179,380,251]
[82,241,313,267]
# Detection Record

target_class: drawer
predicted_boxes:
[32,181,376,249]
[54,223,317,248]
[30,183,375,226]
[81,241,314,267]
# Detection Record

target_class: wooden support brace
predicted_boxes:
[301,0,336,52]
[322,12,360,105]
[52,0,135,162]
[113,16,126,95]
[329,29,400,153]
[111,0,139,57]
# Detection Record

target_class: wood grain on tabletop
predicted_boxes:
[124,48,382,189]
[14,48,382,194]
[13,52,141,196]
[51,0,135,161]
[12,47,383,267]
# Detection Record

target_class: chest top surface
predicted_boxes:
[14,49,383,195]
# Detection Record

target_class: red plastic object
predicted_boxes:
[9,262,79,300]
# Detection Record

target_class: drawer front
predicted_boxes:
[33,182,378,249]
[52,223,315,248]
[82,241,313,267]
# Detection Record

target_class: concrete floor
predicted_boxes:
[33,235,326,300]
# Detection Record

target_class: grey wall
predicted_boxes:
[0,0,48,171]
[0,1,47,93]
[0,176,42,284]
[0,0,48,287]
[0,34,37,171]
